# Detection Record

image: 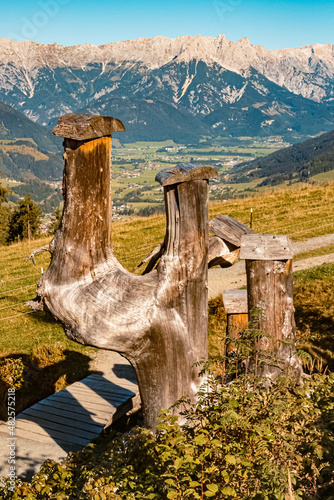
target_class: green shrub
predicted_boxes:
[0,357,25,389]
[1,372,334,500]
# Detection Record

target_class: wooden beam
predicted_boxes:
[209,215,254,247]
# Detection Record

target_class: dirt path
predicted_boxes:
[208,234,334,299]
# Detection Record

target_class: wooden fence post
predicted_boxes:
[35,114,217,430]
[240,234,303,381]
[223,289,248,354]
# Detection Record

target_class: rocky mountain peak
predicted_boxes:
[0,33,333,143]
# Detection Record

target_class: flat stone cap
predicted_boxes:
[223,289,248,314]
[240,234,293,260]
[53,113,126,140]
[156,163,218,187]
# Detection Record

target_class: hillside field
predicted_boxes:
[0,182,334,416]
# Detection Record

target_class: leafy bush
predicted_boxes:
[0,357,25,389]
[1,372,334,500]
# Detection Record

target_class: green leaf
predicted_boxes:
[207,484,219,493]
[222,486,236,496]
[211,439,222,447]
[174,457,183,469]
[225,454,236,465]
[165,479,177,487]
[229,399,239,408]
[194,435,208,446]
[167,492,178,499]
[241,459,252,467]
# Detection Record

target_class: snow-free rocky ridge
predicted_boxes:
[0,35,334,142]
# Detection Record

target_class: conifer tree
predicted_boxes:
[7,195,43,242]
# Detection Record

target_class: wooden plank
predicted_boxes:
[45,392,124,411]
[223,289,248,314]
[41,395,117,414]
[11,427,77,446]
[21,408,104,432]
[36,399,114,419]
[13,424,89,446]
[64,384,134,399]
[53,113,125,140]
[104,394,141,430]
[16,415,99,440]
[155,163,217,186]
[226,313,249,354]
[63,391,134,408]
[46,391,116,408]
[22,406,105,427]
[84,373,137,385]
[15,419,94,442]
[58,386,134,404]
[210,215,254,247]
[75,380,136,391]
[240,234,293,260]
[55,382,135,399]
[75,378,136,394]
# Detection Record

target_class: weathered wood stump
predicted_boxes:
[240,234,303,381]
[36,114,217,429]
[223,289,248,354]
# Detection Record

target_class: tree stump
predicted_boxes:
[240,234,303,381]
[36,114,217,429]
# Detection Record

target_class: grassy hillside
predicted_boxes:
[114,181,334,271]
[0,102,62,182]
[228,129,334,185]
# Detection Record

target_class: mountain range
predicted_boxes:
[0,35,334,142]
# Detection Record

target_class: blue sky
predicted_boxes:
[1,0,333,49]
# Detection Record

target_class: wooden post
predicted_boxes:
[223,289,248,354]
[36,116,217,430]
[240,234,303,381]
